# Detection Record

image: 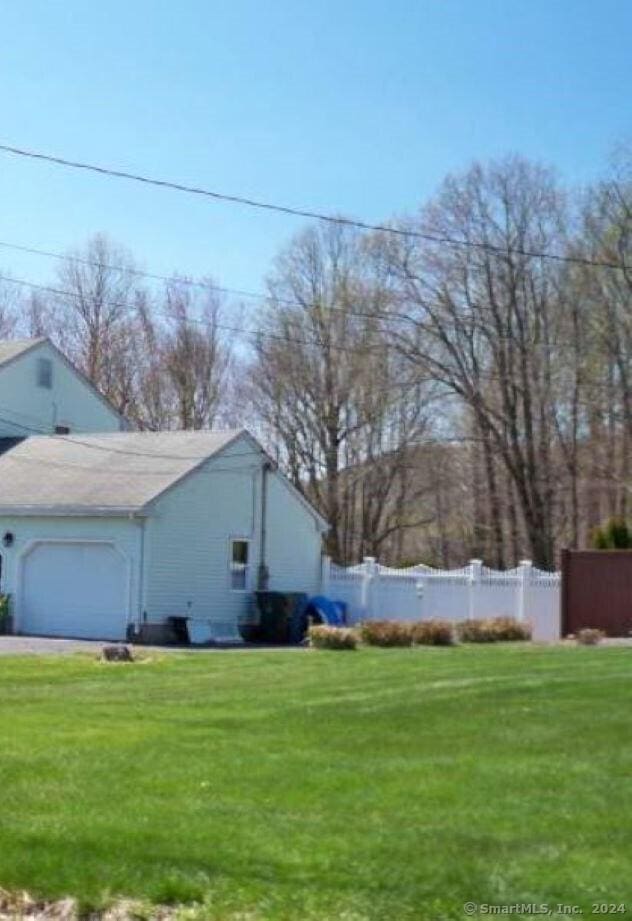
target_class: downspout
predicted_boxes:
[257,462,272,590]
[137,516,146,632]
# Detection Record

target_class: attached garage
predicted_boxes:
[20,541,129,640]
[0,429,327,643]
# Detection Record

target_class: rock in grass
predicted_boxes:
[100,645,134,663]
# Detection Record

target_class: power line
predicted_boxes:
[7,266,632,392]
[0,410,503,473]
[0,142,624,271]
[0,235,518,330]
[2,251,630,391]
[0,237,402,326]
[0,411,268,462]
[0,260,616,361]
[0,446,263,476]
[0,238,223,295]
[5,396,632,480]
[0,234,603,340]
[4,266,629,391]
[0,408,448,467]
[7,232,628,353]
[0,272,392,357]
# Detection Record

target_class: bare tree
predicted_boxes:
[247,222,435,562]
[5,149,632,568]
[576,155,632,527]
[0,279,21,339]
[21,290,58,338]
[384,157,569,568]
[127,296,177,431]
[54,233,141,408]
[162,277,232,430]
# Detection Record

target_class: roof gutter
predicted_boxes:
[0,505,147,517]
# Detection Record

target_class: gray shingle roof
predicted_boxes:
[0,338,46,368]
[0,430,246,515]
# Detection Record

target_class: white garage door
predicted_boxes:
[21,542,128,640]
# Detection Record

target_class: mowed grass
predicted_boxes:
[0,645,631,920]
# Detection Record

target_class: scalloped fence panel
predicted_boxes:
[324,557,560,641]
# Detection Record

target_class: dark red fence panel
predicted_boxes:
[561,549,632,636]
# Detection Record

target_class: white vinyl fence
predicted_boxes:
[323,557,560,641]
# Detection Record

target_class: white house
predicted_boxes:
[0,337,126,444]
[0,429,327,641]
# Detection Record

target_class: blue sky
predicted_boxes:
[1,0,631,301]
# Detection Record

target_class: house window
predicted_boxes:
[230,539,250,591]
[37,357,53,389]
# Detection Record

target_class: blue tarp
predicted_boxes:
[306,595,347,627]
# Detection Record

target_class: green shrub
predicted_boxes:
[359,620,413,647]
[410,619,455,646]
[0,594,10,620]
[457,617,531,643]
[575,627,604,646]
[591,516,632,549]
[308,625,359,650]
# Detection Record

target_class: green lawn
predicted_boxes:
[0,645,631,920]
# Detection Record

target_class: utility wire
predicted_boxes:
[7,231,626,354]
[4,267,631,406]
[0,234,499,329]
[0,235,580,331]
[0,411,267,462]
[0,142,624,271]
[0,235,521,329]
[0,410,486,472]
[0,272,391,357]
[0,267,616,361]
[2,425,628,487]
[0,237,402,326]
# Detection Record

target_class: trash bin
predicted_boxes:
[167,616,190,643]
[254,592,309,644]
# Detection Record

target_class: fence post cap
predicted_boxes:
[469,559,483,586]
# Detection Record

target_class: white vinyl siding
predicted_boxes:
[142,439,260,627]
[265,472,323,595]
[0,434,325,640]
[142,434,324,630]
[0,341,122,436]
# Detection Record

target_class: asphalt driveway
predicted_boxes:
[0,636,136,656]
[0,636,303,655]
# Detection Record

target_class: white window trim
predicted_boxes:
[229,537,251,592]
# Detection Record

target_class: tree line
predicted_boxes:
[2,150,632,570]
